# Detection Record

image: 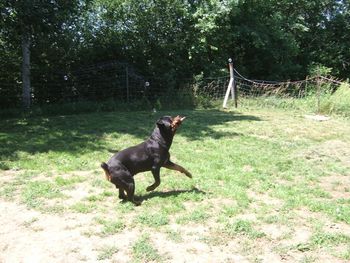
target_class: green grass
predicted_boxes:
[0,104,350,261]
[95,217,125,236]
[222,219,265,239]
[176,205,210,224]
[310,231,350,247]
[21,180,63,209]
[136,212,169,227]
[132,233,163,262]
[70,202,97,213]
[54,175,86,187]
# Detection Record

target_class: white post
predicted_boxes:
[223,58,234,108]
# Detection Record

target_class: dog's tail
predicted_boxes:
[101,162,112,182]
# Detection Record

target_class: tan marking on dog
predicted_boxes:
[163,162,192,178]
[171,115,185,133]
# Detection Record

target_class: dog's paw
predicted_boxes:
[146,185,155,192]
[119,195,127,200]
[185,172,192,178]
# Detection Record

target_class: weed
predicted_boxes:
[132,233,162,262]
[54,176,85,187]
[21,180,62,208]
[340,246,350,260]
[176,206,210,224]
[70,202,97,213]
[165,229,183,243]
[223,219,265,238]
[310,232,350,247]
[101,190,113,197]
[86,194,105,202]
[0,184,17,200]
[137,212,169,227]
[95,217,125,236]
[97,245,118,260]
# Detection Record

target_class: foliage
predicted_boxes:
[0,0,349,109]
[308,63,332,77]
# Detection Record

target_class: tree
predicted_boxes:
[1,0,349,111]
[1,0,85,109]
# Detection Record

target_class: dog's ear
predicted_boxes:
[156,117,170,129]
[156,118,164,126]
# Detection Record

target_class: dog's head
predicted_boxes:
[156,115,186,135]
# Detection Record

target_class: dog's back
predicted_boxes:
[109,141,155,175]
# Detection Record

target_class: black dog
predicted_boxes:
[101,116,192,205]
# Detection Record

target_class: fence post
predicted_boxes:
[125,65,129,103]
[232,62,237,108]
[223,58,237,108]
[316,75,321,113]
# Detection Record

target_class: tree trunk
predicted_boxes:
[22,32,31,109]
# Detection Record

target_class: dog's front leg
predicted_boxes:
[146,166,161,192]
[163,160,192,178]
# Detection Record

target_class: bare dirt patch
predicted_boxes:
[0,170,18,180]
[0,201,103,263]
[302,140,350,168]
[318,174,350,199]
[0,199,250,263]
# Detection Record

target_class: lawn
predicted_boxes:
[0,107,349,262]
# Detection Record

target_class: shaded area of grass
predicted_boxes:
[141,187,206,202]
[0,110,261,171]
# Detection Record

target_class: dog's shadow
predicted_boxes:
[140,187,206,202]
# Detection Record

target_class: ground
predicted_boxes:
[0,108,349,262]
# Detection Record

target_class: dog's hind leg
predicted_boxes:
[116,186,127,200]
[146,166,161,192]
[163,160,192,178]
[111,176,141,206]
[109,164,141,205]
[125,180,141,206]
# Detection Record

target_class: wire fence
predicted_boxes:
[195,70,341,99]
[0,61,147,109]
[0,60,345,111]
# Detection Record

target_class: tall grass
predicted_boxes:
[320,83,350,117]
[237,82,350,117]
